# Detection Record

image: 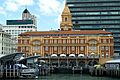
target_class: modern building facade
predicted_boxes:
[0,25,16,57]
[2,9,37,39]
[66,0,120,54]
[3,20,37,39]
[18,5,114,64]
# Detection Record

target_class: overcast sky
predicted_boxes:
[0,0,65,31]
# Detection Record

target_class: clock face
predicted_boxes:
[64,26,68,30]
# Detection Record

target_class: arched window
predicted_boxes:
[54,39,57,43]
[45,40,48,44]
[88,39,97,51]
[54,46,57,51]
[63,39,66,43]
[45,46,48,51]
[72,46,75,51]
[72,39,75,43]
[106,53,109,58]
[80,46,84,51]
[63,46,66,51]
[34,46,40,51]
[102,53,104,58]
[33,40,40,44]
[65,17,68,22]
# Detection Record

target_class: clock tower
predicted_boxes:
[60,4,73,31]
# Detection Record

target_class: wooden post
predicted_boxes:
[10,65,11,78]
[6,65,7,78]
[0,66,1,78]
[67,57,69,68]
[95,69,97,76]
[13,65,15,78]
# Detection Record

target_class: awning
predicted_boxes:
[51,54,57,57]
[60,54,66,57]
[91,52,95,55]
[0,52,24,64]
[78,54,84,57]
[69,54,75,57]
[39,60,45,63]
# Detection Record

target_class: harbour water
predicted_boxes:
[38,74,119,80]
[3,74,119,80]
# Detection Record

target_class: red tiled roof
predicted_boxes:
[19,30,112,36]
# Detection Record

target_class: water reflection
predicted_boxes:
[2,74,120,80]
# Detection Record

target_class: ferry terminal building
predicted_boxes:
[18,5,114,65]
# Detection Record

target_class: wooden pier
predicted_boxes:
[89,67,120,78]
[0,65,20,78]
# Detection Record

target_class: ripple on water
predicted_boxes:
[38,74,120,80]
[2,74,120,80]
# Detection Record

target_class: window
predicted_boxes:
[22,40,24,44]
[33,40,40,44]
[45,46,48,51]
[102,53,104,58]
[80,46,84,51]
[34,46,40,51]
[58,40,61,43]
[72,39,75,43]
[22,47,25,51]
[18,39,21,43]
[72,46,75,51]
[26,47,29,51]
[88,40,97,51]
[89,46,96,51]
[89,40,97,44]
[80,39,84,43]
[24,40,27,44]
[45,40,48,44]
[106,53,109,58]
[63,46,66,50]
[101,46,104,50]
[106,46,109,50]
[65,17,68,22]
[63,39,66,43]
[54,40,57,43]
[54,47,57,51]
[103,39,107,43]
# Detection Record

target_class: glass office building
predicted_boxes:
[66,0,120,54]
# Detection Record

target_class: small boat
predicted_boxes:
[19,68,39,79]
[105,59,120,70]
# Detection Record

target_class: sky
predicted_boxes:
[0,0,65,31]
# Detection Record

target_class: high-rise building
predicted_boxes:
[66,0,120,54]
[22,9,37,26]
[0,24,16,57]
[2,9,37,39]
